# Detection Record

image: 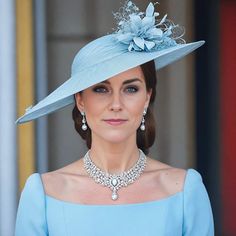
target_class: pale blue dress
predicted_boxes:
[15,168,214,235]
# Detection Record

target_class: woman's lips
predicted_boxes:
[104,119,127,126]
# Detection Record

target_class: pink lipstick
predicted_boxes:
[104,119,127,126]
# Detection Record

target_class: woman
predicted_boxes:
[15,1,214,235]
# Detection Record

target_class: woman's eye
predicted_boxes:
[125,86,138,93]
[92,86,108,93]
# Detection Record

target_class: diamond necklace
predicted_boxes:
[83,149,147,201]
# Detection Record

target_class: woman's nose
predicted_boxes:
[109,92,123,111]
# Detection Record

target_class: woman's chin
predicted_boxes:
[100,131,135,144]
[104,136,130,144]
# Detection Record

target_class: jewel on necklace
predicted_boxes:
[83,149,147,201]
[112,190,118,200]
[111,178,118,187]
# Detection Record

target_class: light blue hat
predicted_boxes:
[16,1,205,124]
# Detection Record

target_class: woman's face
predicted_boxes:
[75,66,152,144]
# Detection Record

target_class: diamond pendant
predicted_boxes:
[111,190,118,201]
[111,178,119,200]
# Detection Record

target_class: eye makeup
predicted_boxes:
[92,85,139,94]
[92,86,108,93]
[125,86,139,93]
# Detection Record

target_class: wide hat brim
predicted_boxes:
[16,35,204,124]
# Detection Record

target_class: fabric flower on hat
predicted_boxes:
[113,1,185,52]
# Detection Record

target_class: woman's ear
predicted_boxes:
[74,92,84,112]
[145,88,152,108]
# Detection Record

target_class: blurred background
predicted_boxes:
[0,0,235,235]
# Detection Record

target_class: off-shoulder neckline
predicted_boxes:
[38,168,195,207]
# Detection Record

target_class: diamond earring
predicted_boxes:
[81,111,87,131]
[140,108,147,131]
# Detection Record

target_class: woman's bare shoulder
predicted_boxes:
[40,158,87,197]
[145,157,187,195]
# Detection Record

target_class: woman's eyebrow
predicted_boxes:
[123,78,143,84]
[101,78,143,85]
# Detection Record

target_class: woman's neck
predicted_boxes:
[89,135,140,174]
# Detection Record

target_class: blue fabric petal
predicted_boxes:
[141,16,155,29]
[144,40,155,50]
[133,37,145,50]
[130,14,142,24]
[116,32,134,44]
[130,14,142,32]
[133,42,142,51]
[128,42,134,51]
[146,28,163,38]
[145,2,154,17]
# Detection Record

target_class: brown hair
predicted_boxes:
[72,60,157,155]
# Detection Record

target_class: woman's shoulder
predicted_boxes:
[145,157,203,195]
[16,173,48,235]
[19,173,46,205]
[23,172,43,190]
[42,157,87,178]
[40,159,88,198]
